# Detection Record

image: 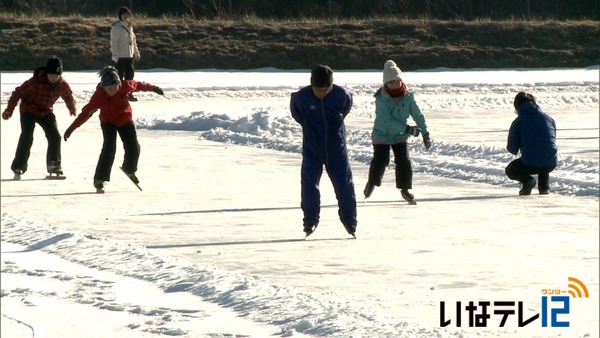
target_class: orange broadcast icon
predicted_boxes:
[567,277,589,298]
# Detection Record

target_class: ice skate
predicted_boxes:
[94,179,105,194]
[13,169,23,180]
[400,189,417,205]
[46,163,66,180]
[303,224,318,238]
[46,172,66,180]
[120,167,142,191]
[342,222,357,239]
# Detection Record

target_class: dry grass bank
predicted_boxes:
[0,16,598,71]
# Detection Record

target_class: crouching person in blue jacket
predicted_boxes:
[290,65,358,238]
[505,91,558,195]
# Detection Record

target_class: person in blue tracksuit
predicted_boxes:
[290,65,357,238]
[505,91,558,195]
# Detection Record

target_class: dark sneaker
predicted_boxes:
[303,224,318,237]
[363,182,375,199]
[13,169,23,180]
[539,189,549,195]
[128,94,138,102]
[519,178,536,196]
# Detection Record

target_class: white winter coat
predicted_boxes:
[110,20,140,62]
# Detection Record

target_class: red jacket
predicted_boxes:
[4,67,76,117]
[70,80,156,129]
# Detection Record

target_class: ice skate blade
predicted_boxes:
[45,174,66,180]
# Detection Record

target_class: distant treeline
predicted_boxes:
[2,0,599,20]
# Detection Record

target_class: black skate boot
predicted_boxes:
[303,224,318,238]
[13,169,23,180]
[400,189,417,205]
[94,179,105,194]
[46,164,65,180]
[342,222,357,239]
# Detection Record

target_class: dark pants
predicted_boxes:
[11,112,62,173]
[300,154,357,227]
[116,58,135,80]
[94,122,140,181]
[505,158,555,192]
[367,143,412,190]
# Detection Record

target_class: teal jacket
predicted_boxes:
[371,88,428,144]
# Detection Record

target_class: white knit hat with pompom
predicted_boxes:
[383,60,402,83]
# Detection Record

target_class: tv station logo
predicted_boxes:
[439,277,590,328]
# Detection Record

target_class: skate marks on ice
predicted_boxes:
[146,236,355,249]
[1,178,51,182]
[1,191,112,198]
[360,194,516,205]
[147,238,307,249]
[137,200,443,218]
[138,204,304,217]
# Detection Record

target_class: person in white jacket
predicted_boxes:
[110,6,140,102]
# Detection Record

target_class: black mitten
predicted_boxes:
[422,133,431,150]
[405,125,421,137]
[153,86,164,96]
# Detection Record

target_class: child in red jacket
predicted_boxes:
[64,66,164,193]
[2,56,76,179]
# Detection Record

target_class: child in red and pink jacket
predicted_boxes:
[64,66,164,193]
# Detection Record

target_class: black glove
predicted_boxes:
[422,133,431,150]
[64,127,74,141]
[153,86,164,96]
[405,125,421,137]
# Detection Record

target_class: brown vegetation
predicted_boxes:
[0,16,598,71]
